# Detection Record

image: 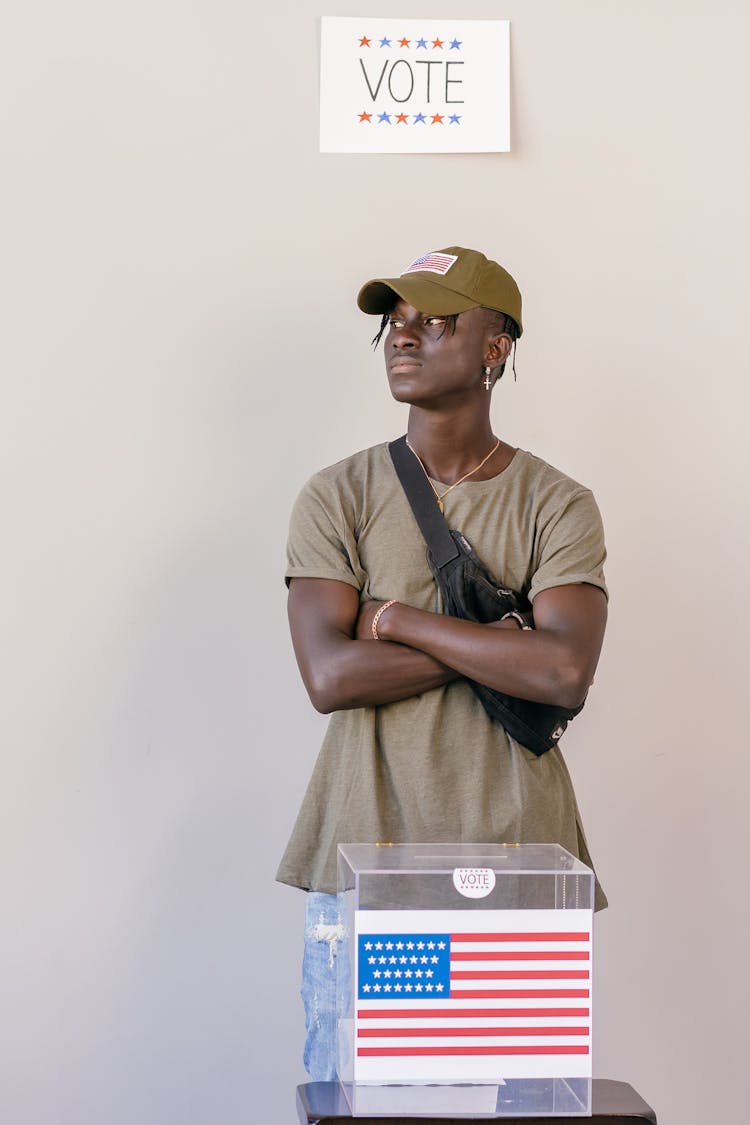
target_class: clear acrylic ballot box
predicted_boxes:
[337,843,594,1117]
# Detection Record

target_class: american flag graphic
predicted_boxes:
[353,909,592,1081]
[402,251,458,276]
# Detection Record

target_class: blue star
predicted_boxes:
[448,114,462,124]
[449,38,462,50]
[378,111,392,123]
[413,112,427,124]
[379,37,391,47]
[415,37,428,48]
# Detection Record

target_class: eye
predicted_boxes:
[388,316,405,329]
[423,315,447,327]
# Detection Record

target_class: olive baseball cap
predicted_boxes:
[356,246,523,335]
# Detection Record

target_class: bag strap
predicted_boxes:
[388,435,459,568]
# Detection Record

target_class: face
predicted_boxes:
[384,300,508,407]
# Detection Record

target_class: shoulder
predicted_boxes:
[305,442,392,491]
[509,449,606,559]
[511,448,601,516]
[286,442,407,589]
[293,442,395,511]
[289,442,395,530]
[511,451,607,599]
[512,448,594,497]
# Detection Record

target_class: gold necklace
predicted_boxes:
[405,436,501,512]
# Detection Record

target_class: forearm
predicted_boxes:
[375,602,593,709]
[297,635,459,713]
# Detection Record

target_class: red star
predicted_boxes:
[395,113,409,124]
[432,38,444,48]
[431,113,444,124]
[358,111,372,123]
[359,36,371,47]
[398,37,410,47]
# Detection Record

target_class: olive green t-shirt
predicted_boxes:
[277,442,608,908]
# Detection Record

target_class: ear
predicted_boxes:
[484,331,512,371]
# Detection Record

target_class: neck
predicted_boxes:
[406,407,500,485]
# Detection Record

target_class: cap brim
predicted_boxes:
[357,276,479,316]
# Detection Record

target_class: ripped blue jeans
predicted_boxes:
[301,892,350,1080]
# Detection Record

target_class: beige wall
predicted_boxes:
[2,3,748,1122]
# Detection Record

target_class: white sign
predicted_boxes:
[319,18,510,154]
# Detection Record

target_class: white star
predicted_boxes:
[427,941,435,950]
[375,942,383,950]
[364,942,373,950]
[415,983,423,991]
[406,942,414,950]
[368,956,376,964]
[431,956,439,963]
[379,956,387,964]
[384,970,392,978]
[417,941,425,950]
[425,969,433,977]
[363,984,371,992]
[437,941,446,950]
[389,956,397,964]
[405,983,412,992]
[399,956,407,964]
[385,941,394,950]
[426,983,434,991]
[415,969,423,978]
[394,983,402,992]
[373,969,381,978]
[410,956,418,964]
[436,983,444,991]
[396,942,404,950]
[373,983,381,992]
[421,956,428,963]
[384,983,391,991]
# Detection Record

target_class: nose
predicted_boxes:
[390,320,420,349]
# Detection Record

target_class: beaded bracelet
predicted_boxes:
[371,599,399,641]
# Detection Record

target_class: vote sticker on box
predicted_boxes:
[453,866,497,898]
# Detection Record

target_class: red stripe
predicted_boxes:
[451,950,589,961]
[358,1045,590,1057]
[451,970,590,981]
[451,932,590,942]
[358,1007,590,1019]
[453,989,589,999]
[358,1026,589,1038]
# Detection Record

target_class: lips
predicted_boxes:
[389,355,422,373]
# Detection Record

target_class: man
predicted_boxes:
[277,247,608,1080]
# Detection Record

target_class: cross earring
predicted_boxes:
[483,366,492,390]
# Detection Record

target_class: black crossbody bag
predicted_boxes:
[389,435,584,756]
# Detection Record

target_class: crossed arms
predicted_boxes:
[288,577,607,716]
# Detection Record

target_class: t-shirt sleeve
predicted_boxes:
[285,474,366,591]
[528,487,608,603]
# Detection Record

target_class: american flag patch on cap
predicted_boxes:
[402,252,458,276]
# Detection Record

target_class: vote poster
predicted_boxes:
[320,18,510,154]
